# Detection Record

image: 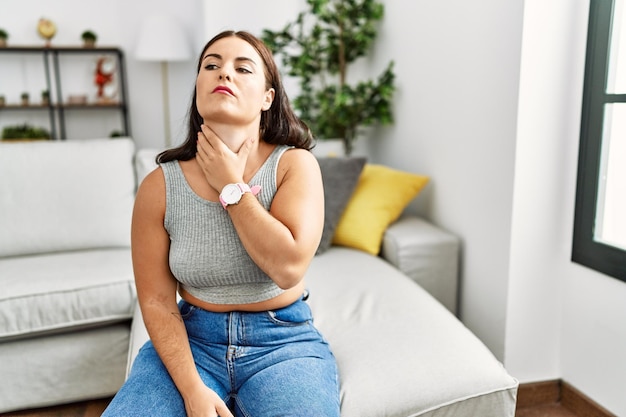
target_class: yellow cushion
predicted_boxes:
[332,164,429,255]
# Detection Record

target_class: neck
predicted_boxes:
[203,121,260,152]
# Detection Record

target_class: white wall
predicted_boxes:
[365,0,524,361]
[2,0,626,414]
[506,0,626,415]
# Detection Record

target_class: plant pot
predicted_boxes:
[83,39,96,48]
[311,139,345,158]
[0,38,7,48]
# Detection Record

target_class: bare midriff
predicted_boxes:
[178,280,307,313]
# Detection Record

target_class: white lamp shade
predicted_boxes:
[135,14,193,62]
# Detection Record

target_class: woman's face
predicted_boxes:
[196,36,275,126]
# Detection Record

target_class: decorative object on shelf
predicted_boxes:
[262,0,395,156]
[94,56,115,102]
[20,92,29,106]
[135,14,192,146]
[67,94,88,105]
[81,30,97,48]
[41,89,50,106]
[0,95,5,107]
[37,18,57,47]
[2,123,51,140]
[0,29,8,47]
[109,130,123,138]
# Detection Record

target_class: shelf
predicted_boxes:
[0,45,124,54]
[0,103,124,110]
[0,46,130,139]
[0,104,51,110]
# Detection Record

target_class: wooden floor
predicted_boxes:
[1,398,580,417]
[4,379,616,417]
[1,398,112,417]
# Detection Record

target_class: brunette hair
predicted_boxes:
[157,30,313,163]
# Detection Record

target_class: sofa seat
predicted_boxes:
[0,248,135,341]
[128,237,517,417]
[305,247,518,417]
[0,138,138,412]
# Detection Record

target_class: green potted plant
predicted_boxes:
[41,89,50,105]
[81,30,97,47]
[2,123,51,140]
[20,92,29,106]
[0,29,7,47]
[0,95,5,107]
[262,0,395,155]
[0,28,8,47]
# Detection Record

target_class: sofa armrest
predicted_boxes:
[381,216,460,315]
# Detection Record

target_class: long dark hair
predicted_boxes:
[157,30,313,163]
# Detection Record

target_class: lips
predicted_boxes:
[213,86,234,96]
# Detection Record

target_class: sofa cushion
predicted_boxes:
[316,157,366,255]
[0,138,136,257]
[332,164,429,255]
[0,248,135,341]
[305,247,518,417]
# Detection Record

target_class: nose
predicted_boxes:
[219,73,231,81]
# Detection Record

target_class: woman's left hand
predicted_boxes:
[195,124,254,192]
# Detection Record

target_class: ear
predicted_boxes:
[262,88,275,111]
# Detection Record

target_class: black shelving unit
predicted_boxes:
[0,45,130,140]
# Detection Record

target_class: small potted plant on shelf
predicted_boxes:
[20,92,30,106]
[0,29,8,47]
[81,30,97,48]
[262,0,395,156]
[0,95,5,107]
[41,89,50,106]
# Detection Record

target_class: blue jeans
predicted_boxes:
[103,295,340,417]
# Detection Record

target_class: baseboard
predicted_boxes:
[516,379,616,416]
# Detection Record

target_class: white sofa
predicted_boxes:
[0,138,518,415]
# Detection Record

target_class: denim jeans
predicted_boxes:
[103,295,340,417]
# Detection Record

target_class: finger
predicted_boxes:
[216,403,235,417]
[236,137,254,160]
[200,124,220,150]
[196,136,209,167]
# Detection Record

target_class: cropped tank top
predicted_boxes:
[161,145,291,304]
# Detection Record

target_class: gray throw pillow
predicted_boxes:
[316,157,367,255]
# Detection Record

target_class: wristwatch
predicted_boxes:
[219,183,262,209]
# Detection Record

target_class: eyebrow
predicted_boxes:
[202,53,257,66]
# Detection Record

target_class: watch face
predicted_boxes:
[221,184,242,205]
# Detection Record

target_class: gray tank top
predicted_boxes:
[161,145,291,304]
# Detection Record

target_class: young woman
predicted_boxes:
[103,30,340,417]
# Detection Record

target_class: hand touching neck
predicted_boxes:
[203,120,260,153]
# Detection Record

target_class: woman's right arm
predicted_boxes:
[131,168,233,417]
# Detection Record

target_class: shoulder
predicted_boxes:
[279,147,319,170]
[277,148,321,183]
[136,166,166,207]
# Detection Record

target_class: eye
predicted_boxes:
[237,67,252,74]
[204,63,218,70]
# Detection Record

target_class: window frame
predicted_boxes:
[573,0,626,282]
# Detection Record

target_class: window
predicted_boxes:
[573,0,626,282]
